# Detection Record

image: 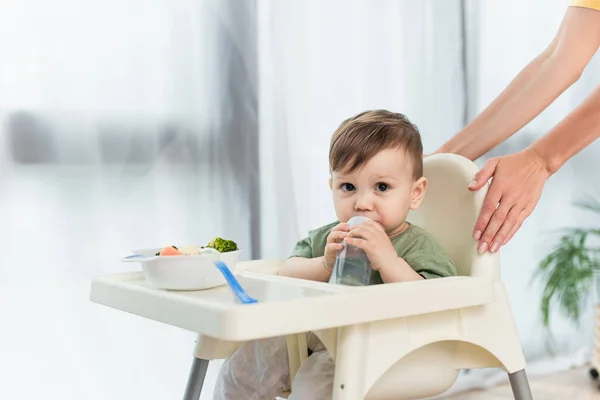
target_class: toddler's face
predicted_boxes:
[330,148,426,237]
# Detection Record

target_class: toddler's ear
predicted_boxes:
[329,178,333,190]
[410,177,427,210]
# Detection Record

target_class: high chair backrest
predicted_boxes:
[406,154,500,280]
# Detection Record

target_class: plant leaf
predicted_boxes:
[574,195,600,215]
[534,231,600,328]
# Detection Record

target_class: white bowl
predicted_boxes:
[121,248,241,291]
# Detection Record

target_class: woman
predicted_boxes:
[435,1,600,254]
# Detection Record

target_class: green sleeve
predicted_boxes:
[402,248,457,279]
[288,222,337,259]
[289,236,313,258]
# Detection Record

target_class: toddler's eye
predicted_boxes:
[341,183,355,192]
[376,183,389,192]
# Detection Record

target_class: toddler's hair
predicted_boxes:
[329,109,423,179]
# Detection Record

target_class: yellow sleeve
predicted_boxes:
[570,0,600,11]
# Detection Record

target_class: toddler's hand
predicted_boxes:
[324,223,349,271]
[344,221,397,271]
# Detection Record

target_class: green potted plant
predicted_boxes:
[533,196,600,381]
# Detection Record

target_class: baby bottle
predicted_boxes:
[329,216,374,287]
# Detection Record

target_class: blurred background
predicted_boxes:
[1,0,600,398]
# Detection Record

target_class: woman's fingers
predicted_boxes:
[502,207,531,245]
[468,158,499,192]
[472,149,550,253]
[502,220,522,246]
[472,183,502,241]
[477,197,514,253]
[486,206,522,253]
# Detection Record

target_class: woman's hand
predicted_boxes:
[469,149,552,253]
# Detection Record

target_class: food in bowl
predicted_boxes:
[206,237,238,253]
[158,245,183,256]
[121,237,241,290]
[155,245,200,256]
[154,237,238,256]
[178,245,202,255]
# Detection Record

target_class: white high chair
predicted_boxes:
[90,154,533,399]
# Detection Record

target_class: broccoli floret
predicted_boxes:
[206,237,238,253]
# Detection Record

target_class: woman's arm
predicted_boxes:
[469,84,600,253]
[530,85,600,174]
[436,6,600,160]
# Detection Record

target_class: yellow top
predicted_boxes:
[570,0,600,11]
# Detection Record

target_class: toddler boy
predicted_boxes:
[213,109,457,400]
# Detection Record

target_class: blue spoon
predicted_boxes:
[214,261,258,304]
[121,254,158,262]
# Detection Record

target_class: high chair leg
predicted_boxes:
[183,357,209,400]
[508,370,533,400]
[332,324,369,400]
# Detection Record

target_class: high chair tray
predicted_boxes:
[90,266,495,341]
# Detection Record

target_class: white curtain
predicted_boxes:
[259,0,467,258]
[0,0,257,399]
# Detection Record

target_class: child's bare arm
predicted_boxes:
[378,258,424,283]
[280,222,349,282]
[278,256,331,282]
